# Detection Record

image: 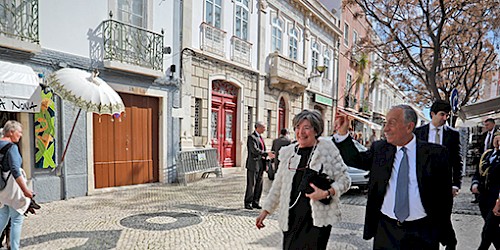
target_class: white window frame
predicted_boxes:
[353,29,358,48]
[311,41,319,73]
[343,22,349,46]
[271,16,283,52]
[288,26,299,61]
[205,0,222,28]
[116,0,148,28]
[323,49,330,79]
[234,0,250,41]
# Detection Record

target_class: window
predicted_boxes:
[235,0,249,40]
[117,0,146,27]
[267,110,272,138]
[323,49,330,79]
[345,73,352,107]
[353,30,358,48]
[289,27,298,60]
[311,41,319,73]
[343,23,349,46]
[194,98,202,136]
[271,17,283,52]
[205,0,222,28]
[247,106,253,133]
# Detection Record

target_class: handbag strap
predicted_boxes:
[0,143,14,172]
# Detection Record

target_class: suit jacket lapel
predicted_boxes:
[416,140,428,187]
[383,142,397,181]
[442,126,450,147]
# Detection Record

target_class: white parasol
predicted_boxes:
[47,68,125,167]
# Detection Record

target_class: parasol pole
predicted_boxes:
[58,108,82,167]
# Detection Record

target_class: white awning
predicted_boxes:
[0,60,41,113]
[459,96,500,120]
[338,109,383,130]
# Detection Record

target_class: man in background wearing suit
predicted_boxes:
[480,118,497,155]
[414,100,461,249]
[473,118,497,204]
[334,105,453,249]
[271,128,291,171]
[244,121,274,210]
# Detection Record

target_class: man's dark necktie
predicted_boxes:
[394,147,410,222]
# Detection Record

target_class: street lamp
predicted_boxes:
[308,65,328,83]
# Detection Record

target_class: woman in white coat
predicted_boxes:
[255,110,351,249]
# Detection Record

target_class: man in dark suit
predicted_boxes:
[334,105,453,249]
[414,100,461,249]
[244,121,274,210]
[479,118,497,155]
[471,133,500,250]
[271,128,291,171]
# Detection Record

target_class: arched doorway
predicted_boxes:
[211,80,238,168]
[278,98,286,132]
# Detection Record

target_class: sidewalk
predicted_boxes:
[16,168,487,249]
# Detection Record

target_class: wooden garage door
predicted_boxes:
[93,93,159,188]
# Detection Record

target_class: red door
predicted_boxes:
[278,98,286,132]
[211,81,238,167]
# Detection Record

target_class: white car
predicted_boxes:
[347,139,370,190]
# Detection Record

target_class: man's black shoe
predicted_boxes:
[252,204,262,209]
[471,199,479,203]
[244,204,253,210]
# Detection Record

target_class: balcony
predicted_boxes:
[0,0,41,53]
[200,22,226,57]
[269,52,307,94]
[102,19,163,77]
[309,77,333,96]
[231,36,252,66]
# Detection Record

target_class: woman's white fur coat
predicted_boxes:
[262,137,351,231]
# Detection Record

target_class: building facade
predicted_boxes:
[180,0,342,167]
[0,0,180,202]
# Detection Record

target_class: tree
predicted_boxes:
[344,0,499,108]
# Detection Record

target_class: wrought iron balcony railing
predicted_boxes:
[0,0,39,44]
[231,36,252,66]
[200,22,226,57]
[102,19,163,71]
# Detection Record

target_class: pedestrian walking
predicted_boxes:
[333,105,453,249]
[0,120,34,250]
[255,109,351,250]
[271,128,291,172]
[471,132,500,250]
[415,100,461,249]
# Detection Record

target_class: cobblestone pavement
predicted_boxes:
[17,169,489,250]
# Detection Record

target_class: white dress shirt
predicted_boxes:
[485,131,494,152]
[428,124,443,145]
[381,135,427,221]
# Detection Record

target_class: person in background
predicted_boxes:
[368,130,377,147]
[255,109,351,249]
[271,128,291,172]
[244,121,275,210]
[333,105,453,249]
[0,120,34,250]
[473,118,497,204]
[414,100,461,250]
[471,132,500,250]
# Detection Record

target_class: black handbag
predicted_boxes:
[266,160,275,180]
[298,165,334,205]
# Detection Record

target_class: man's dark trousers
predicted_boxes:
[244,159,264,206]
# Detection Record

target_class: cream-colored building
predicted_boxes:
[181,0,342,167]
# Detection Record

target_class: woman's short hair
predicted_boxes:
[2,120,22,135]
[292,109,324,138]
